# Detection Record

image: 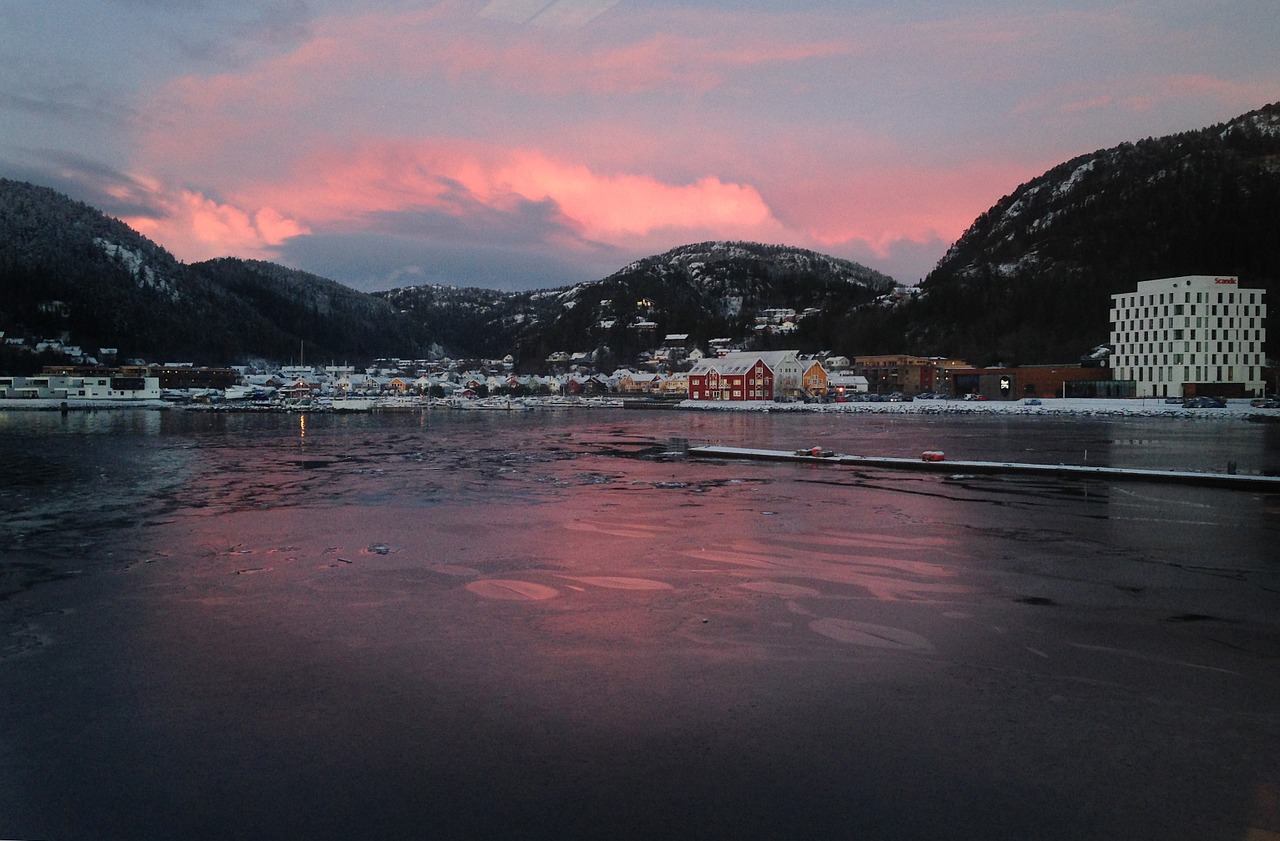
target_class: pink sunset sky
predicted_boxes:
[2,0,1277,291]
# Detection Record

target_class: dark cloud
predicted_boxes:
[273,183,627,291]
[105,0,214,7]
[0,85,135,127]
[245,0,314,47]
[0,152,171,220]
[277,230,617,293]
[368,186,579,248]
[120,0,316,66]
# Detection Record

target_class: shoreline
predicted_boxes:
[1,394,1277,422]
[0,398,171,411]
[675,396,1280,421]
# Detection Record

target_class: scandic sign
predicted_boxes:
[1215,278,1238,284]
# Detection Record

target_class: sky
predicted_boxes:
[2,1,1277,292]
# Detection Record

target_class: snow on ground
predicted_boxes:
[678,397,1280,420]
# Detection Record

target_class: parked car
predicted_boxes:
[1023,398,1042,406]
[1165,396,1185,404]
[1184,396,1227,408]
[1250,397,1280,408]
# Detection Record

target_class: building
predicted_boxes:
[113,365,241,391]
[800,359,829,397]
[687,355,774,401]
[851,355,969,396]
[827,373,869,397]
[617,372,663,394]
[0,374,161,401]
[1110,275,1267,398]
[949,365,1125,400]
[687,351,816,401]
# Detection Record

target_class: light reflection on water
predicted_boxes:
[1,408,1279,840]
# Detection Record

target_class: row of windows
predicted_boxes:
[1111,327,1259,340]
[691,388,770,400]
[1113,366,1259,384]
[1112,289,1261,308]
[691,377,772,399]
[1113,353,1264,368]
[1114,343,1260,355]
[1111,317,1262,333]
[1113,303,1265,320]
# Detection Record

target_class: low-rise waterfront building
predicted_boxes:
[948,365,1125,400]
[851,355,969,396]
[0,374,161,401]
[114,365,240,391]
[687,351,817,401]
[827,373,869,397]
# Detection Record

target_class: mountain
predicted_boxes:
[5,100,1279,371]
[0,179,895,369]
[378,241,898,370]
[823,103,1280,366]
[188,258,423,363]
[0,179,423,367]
[0,178,268,364]
[373,283,538,361]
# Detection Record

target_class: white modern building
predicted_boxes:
[0,374,162,401]
[1109,275,1267,398]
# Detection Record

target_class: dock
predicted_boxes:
[686,445,1280,492]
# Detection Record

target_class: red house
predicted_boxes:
[688,355,774,401]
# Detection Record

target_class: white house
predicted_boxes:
[828,373,870,395]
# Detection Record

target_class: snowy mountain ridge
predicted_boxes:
[847,102,1280,366]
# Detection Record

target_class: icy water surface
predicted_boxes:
[2,408,1279,840]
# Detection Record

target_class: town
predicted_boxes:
[0,275,1274,409]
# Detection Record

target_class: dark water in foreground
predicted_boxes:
[2,409,1279,840]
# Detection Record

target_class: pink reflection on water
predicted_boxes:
[146,443,986,681]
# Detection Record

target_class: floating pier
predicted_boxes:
[686,445,1280,492]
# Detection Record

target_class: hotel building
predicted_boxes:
[1109,275,1267,398]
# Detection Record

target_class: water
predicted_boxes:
[2,408,1279,840]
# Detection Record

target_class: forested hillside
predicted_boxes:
[802,103,1280,365]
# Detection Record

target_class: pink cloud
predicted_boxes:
[126,4,1016,242]
[144,4,853,116]
[124,187,310,263]
[116,1,1277,286]
[766,159,1043,262]
[1017,73,1276,121]
[488,152,776,238]
[244,140,781,244]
